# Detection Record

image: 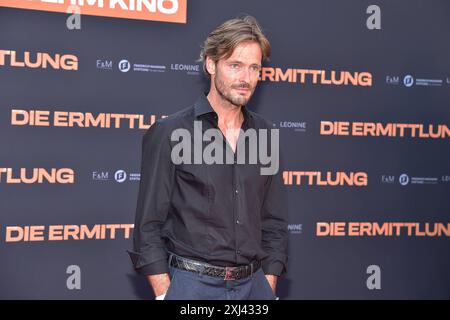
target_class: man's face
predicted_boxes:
[210,40,262,107]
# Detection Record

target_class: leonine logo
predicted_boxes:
[0,49,78,71]
[0,0,187,23]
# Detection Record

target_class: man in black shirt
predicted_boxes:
[129,15,288,300]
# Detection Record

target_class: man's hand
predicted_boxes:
[147,273,171,297]
[265,274,278,294]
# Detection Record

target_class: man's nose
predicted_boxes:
[239,67,251,83]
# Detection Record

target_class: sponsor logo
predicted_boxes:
[402,74,443,87]
[382,174,439,186]
[403,75,414,87]
[118,59,131,72]
[170,63,200,75]
[288,224,303,234]
[116,58,166,73]
[386,75,400,85]
[387,74,443,87]
[399,174,409,186]
[399,174,438,186]
[92,170,140,182]
[381,175,395,184]
[92,171,109,181]
[115,170,127,183]
[96,59,113,70]
[279,121,307,132]
[134,63,166,72]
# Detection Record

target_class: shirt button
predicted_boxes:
[236,219,241,224]
[235,189,239,194]
[236,250,241,255]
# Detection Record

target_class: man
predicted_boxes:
[128,15,288,300]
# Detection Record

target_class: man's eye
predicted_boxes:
[230,64,239,69]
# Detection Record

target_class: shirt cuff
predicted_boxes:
[262,260,285,277]
[127,250,169,275]
[136,259,170,276]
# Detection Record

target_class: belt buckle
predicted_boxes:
[224,266,238,281]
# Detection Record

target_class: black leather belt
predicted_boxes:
[169,254,261,281]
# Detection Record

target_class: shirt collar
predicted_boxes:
[194,92,253,121]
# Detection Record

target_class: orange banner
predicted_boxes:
[0,0,187,24]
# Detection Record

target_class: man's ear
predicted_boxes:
[205,56,216,76]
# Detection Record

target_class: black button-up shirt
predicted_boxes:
[128,93,288,276]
